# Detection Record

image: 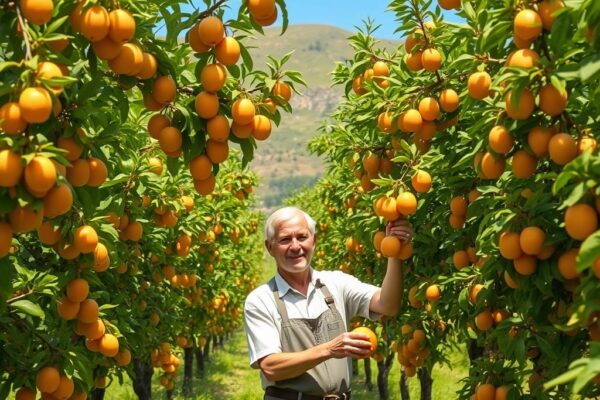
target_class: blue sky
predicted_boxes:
[221,1,461,40]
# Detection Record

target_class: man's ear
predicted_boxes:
[265,240,273,256]
[312,234,317,247]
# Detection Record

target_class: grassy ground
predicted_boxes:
[104,328,469,399]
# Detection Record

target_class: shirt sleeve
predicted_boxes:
[336,271,381,321]
[244,292,281,369]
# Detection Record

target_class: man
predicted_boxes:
[244,206,412,400]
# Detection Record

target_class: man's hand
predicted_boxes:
[325,332,373,359]
[386,218,414,244]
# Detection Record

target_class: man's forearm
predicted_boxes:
[379,257,404,315]
[259,344,330,382]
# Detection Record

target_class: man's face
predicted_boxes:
[266,214,315,274]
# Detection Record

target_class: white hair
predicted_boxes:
[264,206,316,242]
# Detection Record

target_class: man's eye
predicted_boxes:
[279,238,290,244]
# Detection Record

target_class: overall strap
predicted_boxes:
[269,277,290,323]
[315,278,336,309]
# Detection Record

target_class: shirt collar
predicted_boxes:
[274,267,318,298]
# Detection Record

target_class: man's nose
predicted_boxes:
[289,238,302,250]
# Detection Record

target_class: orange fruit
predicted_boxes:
[231,121,252,139]
[35,61,64,94]
[564,203,597,240]
[520,226,545,255]
[21,0,53,25]
[495,385,510,400]
[15,387,36,400]
[373,231,386,251]
[548,133,577,165]
[108,43,143,75]
[514,254,537,275]
[198,16,224,46]
[152,76,176,104]
[57,295,80,320]
[438,0,461,10]
[9,204,44,233]
[137,53,158,80]
[380,197,400,221]
[94,243,110,271]
[148,157,163,174]
[476,383,496,400]
[511,150,537,179]
[254,6,277,26]
[505,88,535,120]
[397,109,423,133]
[195,91,219,119]
[411,170,432,193]
[439,89,459,112]
[467,71,491,100]
[425,284,441,302]
[57,136,83,162]
[37,221,60,245]
[377,111,395,133]
[80,5,110,42]
[273,81,292,102]
[488,125,513,154]
[18,87,52,124]
[36,366,60,393]
[91,36,121,60]
[148,114,170,139]
[558,248,579,279]
[190,154,213,181]
[194,174,216,195]
[513,33,532,49]
[351,326,377,357]
[252,115,272,140]
[480,151,505,179]
[232,99,255,125]
[207,115,230,142]
[201,63,227,93]
[66,278,89,303]
[449,213,465,229]
[499,231,522,260]
[421,48,442,71]
[206,139,228,163]
[53,375,75,399]
[43,183,73,218]
[78,298,99,323]
[99,333,120,357]
[67,158,90,187]
[405,51,423,72]
[124,221,143,241]
[527,126,554,157]
[450,196,468,216]
[247,0,276,20]
[352,75,366,95]
[188,24,210,53]
[396,192,417,215]
[158,126,182,153]
[74,225,98,254]
[373,61,389,77]
[108,8,135,43]
[380,236,401,257]
[578,136,597,154]
[0,149,23,187]
[514,9,543,41]
[475,310,494,331]
[55,241,80,260]
[506,49,539,68]
[0,223,13,258]
[143,92,163,111]
[215,36,240,65]
[115,349,132,366]
[469,284,484,303]
[87,157,108,187]
[538,0,564,31]
[418,97,440,121]
[0,102,27,134]
[539,83,568,116]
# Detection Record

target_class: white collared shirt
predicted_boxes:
[243,267,379,388]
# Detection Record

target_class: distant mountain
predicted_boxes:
[240,25,399,210]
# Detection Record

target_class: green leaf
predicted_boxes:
[10,300,45,319]
[544,365,585,389]
[577,231,600,272]
[579,54,600,82]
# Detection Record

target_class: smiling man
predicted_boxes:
[243,206,412,400]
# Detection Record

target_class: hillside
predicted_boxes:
[241,25,399,210]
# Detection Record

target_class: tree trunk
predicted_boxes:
[182,347,193,397]
[467,339,484,364]
[90,388,105,400]
[418,368,433,400]
[132,358,153,400]
[218,335,224,348]
[213,335,219,350]
[195,346,205,378]
[352,359,358,376]
[166,389,174,399]
[376,354,394,400]
[203,335,211,361]
[364,358,373,391]
[400,370,410,400]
